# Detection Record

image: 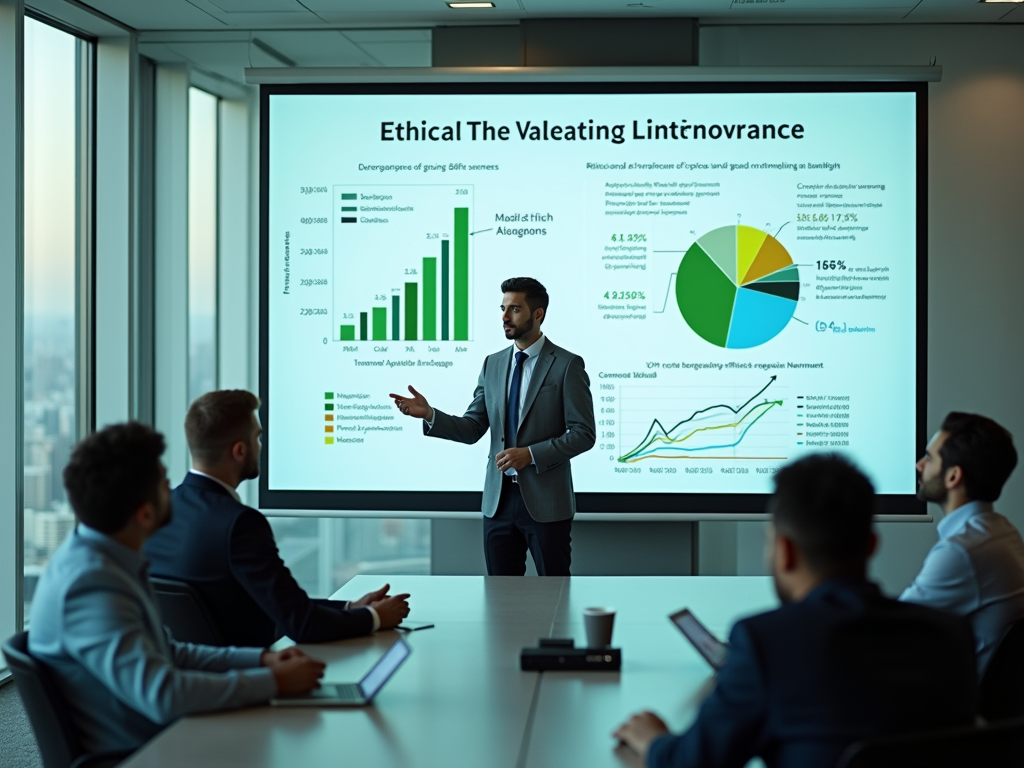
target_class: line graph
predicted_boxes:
[618,377,789,463]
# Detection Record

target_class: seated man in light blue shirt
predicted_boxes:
[29,422,326,755]
[902,411,1024,673]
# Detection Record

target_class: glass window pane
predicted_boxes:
[188,87,218,403]
[268,518,430,598]
[23,19,81,621]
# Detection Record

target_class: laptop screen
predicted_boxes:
[358,637,412,700]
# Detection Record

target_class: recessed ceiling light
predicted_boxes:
[447,1,495,7]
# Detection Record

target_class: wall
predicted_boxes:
[699,24,1024,593]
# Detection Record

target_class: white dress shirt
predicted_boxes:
[900,500,1024,673]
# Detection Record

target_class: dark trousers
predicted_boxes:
[483,477,572,576]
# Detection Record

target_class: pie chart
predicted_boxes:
[676,225,800,349]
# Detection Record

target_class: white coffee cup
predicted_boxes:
[583,607,616,648]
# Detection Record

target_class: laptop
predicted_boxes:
[669,608,728,671]
[271,636,412,707]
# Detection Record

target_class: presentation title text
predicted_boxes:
[381,119,806,145]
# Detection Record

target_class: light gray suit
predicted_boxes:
[426,338,596,523]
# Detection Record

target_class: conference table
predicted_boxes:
[119,575,777,768]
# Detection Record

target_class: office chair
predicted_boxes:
[150,577,226,646]
[1,632,132,768]
[980,617,1024,722]
[837,717,1024,768]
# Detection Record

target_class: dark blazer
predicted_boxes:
[427,337,596,522]
[648,578,978,768]
[145,473,374,648]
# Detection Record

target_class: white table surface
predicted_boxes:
[118,575,776,768]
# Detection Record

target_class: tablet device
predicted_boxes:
[270,636,411,706]
[669,608,728,670]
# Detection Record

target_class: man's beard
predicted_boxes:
[772,572,794,605]
[505,316,534,340]
[916,472,947,504]
[242,452,261,481]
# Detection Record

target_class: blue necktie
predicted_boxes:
[506,351,527,448]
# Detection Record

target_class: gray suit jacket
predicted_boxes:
[426,338,596,522]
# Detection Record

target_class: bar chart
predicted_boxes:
[332,185,473,343]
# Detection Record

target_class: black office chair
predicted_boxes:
[150,577,226,646]
[837,718,1024,768]
[980,617,1024,722]
[1,632,132,768]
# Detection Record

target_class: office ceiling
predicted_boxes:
[78,0,1024,30]
[56,0,1022,85]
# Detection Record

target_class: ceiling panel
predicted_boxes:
[517,0,724,14]
[314,11,526,23]
[80,0,228,29]
[341,28,432,42]
[903,0,1021,23]
[351,40,432,65]
[1002,4,1024,22]
[256,30,380,65]
[302,0,471,11]
[207,0,308,10]
[202,11,327,26]
[728,0,915,8]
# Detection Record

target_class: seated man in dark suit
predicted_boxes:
[614,454,978,768]
[146,390,410,647]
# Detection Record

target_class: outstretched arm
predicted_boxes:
[392,359,492,445]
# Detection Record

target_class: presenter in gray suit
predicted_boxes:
[390,277,595,575]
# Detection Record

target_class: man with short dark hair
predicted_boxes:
[29,423,325,754]
[614,454,977,768]
[146,390,411,647]
[391,277,595,575]
[901,412,1024,673]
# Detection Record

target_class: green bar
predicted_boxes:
[325,403,334,411]
[341,193,357,200]
[441,240,450,341]
[372,307,387,340]
[340,325,355,340]
[360,312,368,341]
[454,208,469,340]
[423,257,437,341]
[404,282,418,340]
[341,206,357,211]
[392,295,400,340]
[324,391,333,399]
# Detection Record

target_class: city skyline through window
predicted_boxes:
[23,17,84,622]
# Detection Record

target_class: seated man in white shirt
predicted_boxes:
[902,411,1024,674]
[29,422,326,754]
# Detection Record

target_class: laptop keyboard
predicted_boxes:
[333,683,362,700]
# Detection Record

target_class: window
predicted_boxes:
[22,18,89,621]
[268,517,430,598]
[188,87,218,404]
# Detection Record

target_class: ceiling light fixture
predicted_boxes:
[978,0,1024,3]
[447,1,496,7]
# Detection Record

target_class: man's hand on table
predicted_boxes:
[613,711,671,761]
[261,646,326,695]
[372,592,412,629]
